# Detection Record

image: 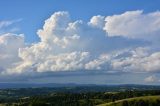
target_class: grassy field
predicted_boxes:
[97,95,160,106]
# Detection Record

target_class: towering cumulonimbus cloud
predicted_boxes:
[0,10,160,79]
[5,11,92,74]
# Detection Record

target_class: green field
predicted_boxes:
[97,95,160,106]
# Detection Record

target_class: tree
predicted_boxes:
[122,100,128,106]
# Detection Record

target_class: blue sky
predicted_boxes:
[0,0,160,84]
[1,0,160,43]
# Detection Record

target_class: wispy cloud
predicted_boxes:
[0,19,22,29]
[0,19,22,34]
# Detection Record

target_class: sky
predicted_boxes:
[0,0,160,84]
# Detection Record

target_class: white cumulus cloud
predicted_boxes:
[0,33,24,73]
[144,75,159,83]
[111,48,160,72]
[88,15,105,29]
[104,10,160,40]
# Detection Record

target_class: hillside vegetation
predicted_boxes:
[97,95,160,106]
[0,86,160,106]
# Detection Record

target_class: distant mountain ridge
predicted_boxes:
[0,83,80,89]
[0,83,160,89]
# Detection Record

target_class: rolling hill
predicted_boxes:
[97,95,160,106]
